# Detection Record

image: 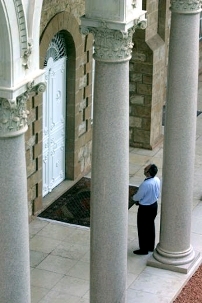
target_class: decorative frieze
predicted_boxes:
[0,82,46,138]
[170,0,202,13]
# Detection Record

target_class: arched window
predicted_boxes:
[44,33,67,67]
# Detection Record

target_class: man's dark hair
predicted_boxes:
[148,164,158,177]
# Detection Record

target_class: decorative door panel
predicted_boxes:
[42,56,66,197]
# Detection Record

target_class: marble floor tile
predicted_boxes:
[30,235,61,254]
[192,202,202,217]
[38,290,80,303]
[67,261,90,280]
[36,255,78,275]
[127,288,171,303]
[51,242,89,261]
[80,250,90,263]
[127,272,139,288]
[31,268,64,289]
[77,299,89,303]
[29,219,49,237]
[128,211,137,228]
[127,254,148,276]
[135,146,162,157]
[191,233,202,251]
[63,228,90,245]
[52,276,89,297]
[129,164,143,175]
[191,215,202,234]
[129,271,184,297]
[31,286,49,303]
[37,222,75,241]
[129,153,151,165]
[127,226,138,243]
[30,250,48,268]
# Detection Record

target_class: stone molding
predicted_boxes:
[80,20,147,62]
[13,0,33,69]
[153,243,195,266]
[13,0,28,55]
[0,82,46,138]
[170,0,202,13]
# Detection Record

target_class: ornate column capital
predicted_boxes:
[170,0,202,14]
[80,19,147,63]
[0,82,46,138]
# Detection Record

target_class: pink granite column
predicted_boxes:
[80,14,146,301]
[0,94,31,302]
[0,83,45,302]
[148,1,201,273]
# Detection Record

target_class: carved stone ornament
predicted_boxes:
[170,0,202,13]
[22,41,33,69]
[84,24,136,62]
[0,95,29,137]
[0,82,46,138]
[26,81,46,95]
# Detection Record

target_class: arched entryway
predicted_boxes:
[42,33,67,196]
[30,11,93,214]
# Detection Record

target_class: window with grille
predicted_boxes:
[44,33,67,67]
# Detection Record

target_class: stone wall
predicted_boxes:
[129,0,170,149]
[40,0,85,33]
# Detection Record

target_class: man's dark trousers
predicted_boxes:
[137,202,158,253]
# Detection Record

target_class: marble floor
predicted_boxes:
[29,79,202,303]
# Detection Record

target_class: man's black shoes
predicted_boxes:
[133,249,148,255]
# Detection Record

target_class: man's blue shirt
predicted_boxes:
[132,176,160,205]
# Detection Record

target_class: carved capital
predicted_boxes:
[26,81,46,94]
[0,94,29,137]
[0,81,46,137]
[87,25,136,62]
[170,0,202,13]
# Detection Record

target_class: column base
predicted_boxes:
[147,251,201,274]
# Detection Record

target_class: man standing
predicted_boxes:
[132,164,160,255]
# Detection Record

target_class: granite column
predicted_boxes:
[149,0,201,272]
[0,83,45,302]
[80,3,146,301]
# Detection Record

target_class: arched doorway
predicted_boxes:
[42,33,67,197]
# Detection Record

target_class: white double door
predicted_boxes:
[43,57,66,197]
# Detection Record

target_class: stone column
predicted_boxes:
[81,2,146,301]
[0,83,45,302]
[148,0,201,273]
[91,59,129,303]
